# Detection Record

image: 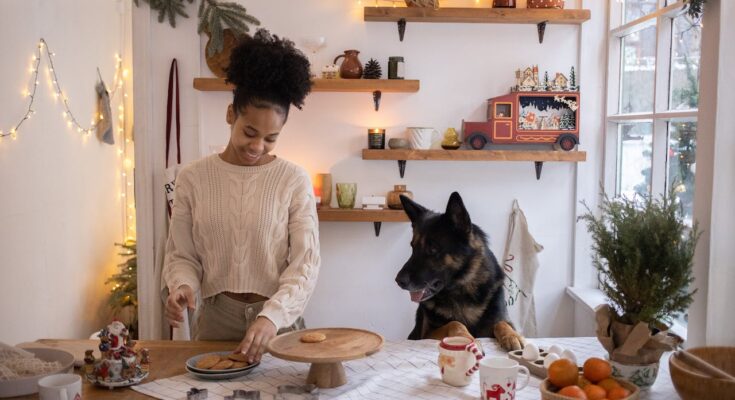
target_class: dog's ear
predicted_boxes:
[445,192,471,234]
[400,195,428,224]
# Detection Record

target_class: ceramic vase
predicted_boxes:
[387,185,413,210]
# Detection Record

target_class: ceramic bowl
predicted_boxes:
[0,348,74,398]
[388,138,409,149]
[669,347,735,400]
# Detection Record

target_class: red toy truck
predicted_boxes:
[462,91,580,151]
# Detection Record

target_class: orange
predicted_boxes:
[597,378,621,392]
[558,385,588,399]
[583,358,612,383]
[548,358,579,388]
[583,384,607,400]
[607,386,631,399]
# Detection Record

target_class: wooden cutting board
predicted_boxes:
[268,328,383,364]
[17,339,98,367]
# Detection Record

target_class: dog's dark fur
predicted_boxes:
[395,192,524,350]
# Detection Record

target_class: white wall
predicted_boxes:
[0,0,129,344]
[136,0,606,340]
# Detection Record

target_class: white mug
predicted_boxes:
[437,336,483,387]
[38,373,82,400]
[407,127,439,150]
[480,357,530,400]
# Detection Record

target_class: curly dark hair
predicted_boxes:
[226,29,312,118]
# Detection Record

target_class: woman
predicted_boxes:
[163,29,319,364]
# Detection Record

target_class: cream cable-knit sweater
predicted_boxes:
[163,154,320,329]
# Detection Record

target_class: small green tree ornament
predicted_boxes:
[569,66,576,90]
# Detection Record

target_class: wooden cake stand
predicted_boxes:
[267,327,384,388]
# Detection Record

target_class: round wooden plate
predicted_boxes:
[267,327,384,388]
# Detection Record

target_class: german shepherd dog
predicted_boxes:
[395,192,525,351]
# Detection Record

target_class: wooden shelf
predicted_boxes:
[363,7,591,24]
[317,207,409,236]
[362,149,587,180]
[193,78,420,93]
[364,7,590,43]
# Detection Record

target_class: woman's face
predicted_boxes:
[225,103,286,166]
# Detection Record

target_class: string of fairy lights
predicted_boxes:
[1,38,136,242]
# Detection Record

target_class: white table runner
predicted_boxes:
[133,337,679,400]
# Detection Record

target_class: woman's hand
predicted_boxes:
[235,316,277,363]
[165,284,195,328]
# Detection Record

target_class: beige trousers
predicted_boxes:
[192,293,305,341]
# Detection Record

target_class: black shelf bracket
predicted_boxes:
[398,160,407,178]
[373,90,382,111]
[534,161,544,180]
[373,222,382,237]
[398,18,407,41]
[537,21,548,43]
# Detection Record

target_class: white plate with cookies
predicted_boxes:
[185,352,258,378]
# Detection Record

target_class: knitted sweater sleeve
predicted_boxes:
[162,167,203,294]
[258,171,321,329]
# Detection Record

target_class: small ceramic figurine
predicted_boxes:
[86,320,149,388]
[84,350,96,375]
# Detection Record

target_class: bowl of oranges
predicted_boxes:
[540,357,640,399]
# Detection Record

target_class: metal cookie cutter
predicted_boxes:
[186,388,208,400]
[275,384,319,399]
[224,389,261,400]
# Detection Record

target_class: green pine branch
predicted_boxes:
[579,188,700,327]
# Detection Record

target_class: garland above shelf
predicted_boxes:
[317,208,409,236]
[363,7,591,43]
[362,149,587,180]
[193,78,419,111]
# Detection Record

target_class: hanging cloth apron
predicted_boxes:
[502,200,544,337]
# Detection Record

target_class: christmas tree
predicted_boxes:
[559,113,573,130]
[106,241,138,338]
[570,66,576,90]
[544,71,550,91]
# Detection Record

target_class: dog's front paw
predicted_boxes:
[497,332,525,351]
[493,321,525,351]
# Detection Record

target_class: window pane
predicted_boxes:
[620,26,656,113]
[617,122,653,198]
[623,0,657,24]
[670,16,702,110]
[667,121,697,225]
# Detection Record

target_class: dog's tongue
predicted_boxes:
[410,290,425,303]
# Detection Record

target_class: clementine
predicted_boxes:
[583,384,607,400]
[597,377,621,392]
[548,358,579,388]
[558,385,588,399]
[583,357,612,383]
[607,386,631,399]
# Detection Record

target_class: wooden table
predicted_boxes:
[11,339,239,399]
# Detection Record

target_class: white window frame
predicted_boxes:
[604,0,699,198]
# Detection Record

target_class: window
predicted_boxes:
[606,1,701,330]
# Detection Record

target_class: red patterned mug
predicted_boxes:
[437,336,483,387]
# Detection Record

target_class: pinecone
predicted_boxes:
[363,59,382,79]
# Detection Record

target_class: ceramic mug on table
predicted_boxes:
[38,373,82,400]
[437,336,483,387]
[480,357,530,400]
[407,127,440,150]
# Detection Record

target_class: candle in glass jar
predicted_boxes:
[368,128,386,149]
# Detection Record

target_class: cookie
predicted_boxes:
[195,354,221,369]
[300,332,327,343]
[231,361,249,369]
[228,352,248,362]
[211,359,234,370]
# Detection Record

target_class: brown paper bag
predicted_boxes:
[595,304,682,364]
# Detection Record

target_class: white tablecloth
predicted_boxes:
[132,337,679,400]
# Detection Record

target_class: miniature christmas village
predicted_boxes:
[85,320,149,388]
[513,65,578,92]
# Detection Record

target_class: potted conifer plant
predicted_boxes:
[579,190,700,388]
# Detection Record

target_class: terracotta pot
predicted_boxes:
[334,50,363,79]
[205,29,248,78]
[387,185,413,210]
